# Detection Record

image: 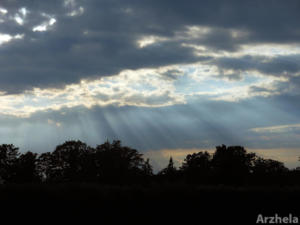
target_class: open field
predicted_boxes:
[0,183,299,224]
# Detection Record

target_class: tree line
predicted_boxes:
[0,140,299,185]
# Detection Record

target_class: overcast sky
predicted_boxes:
[0,0,300,170]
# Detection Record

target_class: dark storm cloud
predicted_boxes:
[0,0,300,93]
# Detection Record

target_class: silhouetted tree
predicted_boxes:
[14,151,39,183]
[180,152,212,183]
[157,157,178,182]
[252,157,288,174]
[0,144,19,183]
[212,145,256,175]
[181,152,211,172]
[159,157,177,175]
[94,140,145,184]
[142,158,153,176]
[0,140,295,186]
[37,141,94,182]
[37,152,61,182]
[53,140,95,181]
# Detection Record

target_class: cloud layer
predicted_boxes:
[0,0,300,169]
[0,0,299,93]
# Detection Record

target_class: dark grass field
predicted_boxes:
[1,184,299,224]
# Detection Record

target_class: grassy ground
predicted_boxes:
[0,183,299,224]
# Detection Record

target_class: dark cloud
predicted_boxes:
[211,54,300,77]
[213,72,243,81]
[273,76,300,96]
[249,86,271,93]
[159,69,183,80]
[0,0,300,93]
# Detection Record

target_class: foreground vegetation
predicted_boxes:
[0,140,298,185]
[1,183,299,224]
[1,140,300,224]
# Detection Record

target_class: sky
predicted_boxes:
[0,0,300,170]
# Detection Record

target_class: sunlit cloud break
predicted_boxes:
[250,124,300,133]
[0,0,300,169]
[0,61,286,117]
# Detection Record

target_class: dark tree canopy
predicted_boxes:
[159,157,176,175]
[94,140,145,183]
[157,157,179,182]
[36,141,94,182]
[181,152,211,173]
[212,145,256,175]
[0,144,19,183]
[0,141,295,185]
[52,140,94,181]
[142,158,153,176]
[14,151,39,183]
[252,157,288,174]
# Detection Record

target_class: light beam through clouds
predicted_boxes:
[0,0,300,170]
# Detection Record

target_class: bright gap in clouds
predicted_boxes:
[0,33,12,44]
[0,7,7,14]
[32,18,56,32]
[0,61,284,117]
[250,123,300,133]
[14,7,28,25]
[0,42,295,118]
[0,1,300,173]
[0,33,23,45]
